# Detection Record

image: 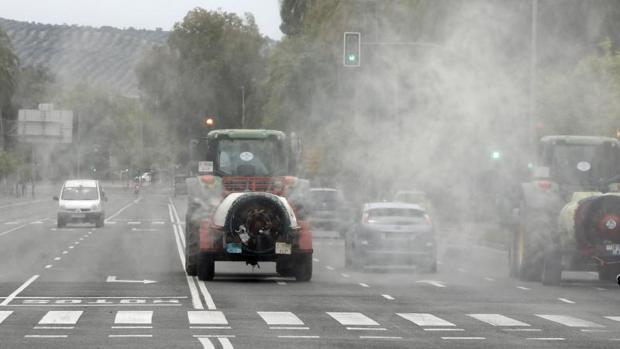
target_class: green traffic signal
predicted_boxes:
[491,151,501,160]
[348,54,357,62]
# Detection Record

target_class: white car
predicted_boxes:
[54,179,107,228]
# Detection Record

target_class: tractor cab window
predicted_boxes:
[216,139,287,176]
[544,143,620,188]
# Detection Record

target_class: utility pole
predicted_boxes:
[529,0,538,154]
[241,85,246,128]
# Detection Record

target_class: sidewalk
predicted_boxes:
[0,182,58,207]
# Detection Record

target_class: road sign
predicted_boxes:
[17,104,73,144]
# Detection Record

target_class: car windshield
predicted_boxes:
[216,139,286,176]
[61,186,98,200]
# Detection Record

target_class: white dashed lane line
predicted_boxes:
[359,283,370,288]
[558,298,575,304]
[382,294,395,300]
[325,266,334,271]
[517,286,530,291]
[341,273,350,278]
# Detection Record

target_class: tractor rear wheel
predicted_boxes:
[198,252,215,281]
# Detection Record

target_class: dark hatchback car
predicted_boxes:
[307,188,351,236]
[345,202,437,272]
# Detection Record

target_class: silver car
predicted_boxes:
[345,202,436,272]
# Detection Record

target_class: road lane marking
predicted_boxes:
[44,265,52,269]
[5,222,19,225]
[53,257,61,261]
[347,327,387,331]
[416,280,446,288]
[218,337,234,349]
[0,311,13,323]
[341,273,350,278]
[580,329,609,333]
[442,337,485,340]
[188,311,228,325]
[359,336,402,339]
[359,283,369,288]
[0,275,39,306]
[198,338,216,349]
[325,266,335,271]
[153,221,165,225]
[0,222,31,237]
[270,326,309,330]
[276,281,287,285]
[33,326,74,329]
[536,315,603,327]
[39,311,83,324]
[105,200,137,222]
[25,335,68,338]
[605,316,620,322]
[191,326,232,329]
[62,251,68,254]
[111,326,152,329]
[397,313,456,327]
[468,314,530,327]
[194,335,236,338]
[258,312,304,326]
[114,311,153,324]
[517,286,530,290]
[68,246,74,249]
[526,338,565,341]
[558,298,575,304]
[277,335,319,339]
[197,280,217,310]
[109,334,152,338]
[424,328,464,331]
[168,205,203,309]
[327,312,379,326]
[382,294,394,300]
[30,221,43,224]
[502,328,542,332]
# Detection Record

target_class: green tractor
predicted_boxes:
[510,135,620,283]
[184,129,313,281]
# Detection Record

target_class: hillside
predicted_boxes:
[0,18,168,96]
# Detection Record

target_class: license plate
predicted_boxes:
[71,214,86,219]
[606,244,620,256]
[275,242,292,255]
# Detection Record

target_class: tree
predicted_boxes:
[0,28,19,149]
[137,8,267,161]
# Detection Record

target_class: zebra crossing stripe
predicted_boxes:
[39,311,83,324]
[0,311,13,324]
[536,315,604,328]
[327,312,379,326]
[258,311,304,326]
[188,311,228,325]
[468,314,530,327]
[397,313,456,327]
[114,311,153,324]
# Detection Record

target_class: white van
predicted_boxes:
[54,179,106,228]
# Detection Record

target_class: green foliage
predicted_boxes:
[538,38,620,136]
[137,8,267,155]
[12,65,55,109]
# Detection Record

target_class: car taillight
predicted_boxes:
[536,180,552,190]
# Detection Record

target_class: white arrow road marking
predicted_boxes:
[199,338,215,349]
[397,313,456,327]
[258,312,304,326]
[218,338,234,349]
[416,280,446,288]
[39,311,83,324]
[327,312,379,326]
[106,276,157,284]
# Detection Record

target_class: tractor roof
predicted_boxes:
[540,135,619,146]
[206,129,286,140]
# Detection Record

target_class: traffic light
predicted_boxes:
[491,151,502,160]
[205,116,215,128]
[343,32,361,67]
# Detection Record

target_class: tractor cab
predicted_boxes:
[536,136,620,197]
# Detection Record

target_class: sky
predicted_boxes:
[0,0,283,39]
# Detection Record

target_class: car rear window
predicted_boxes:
[367,208,424,218]
[61,186,98,200]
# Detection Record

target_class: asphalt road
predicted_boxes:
[1,185,619,348]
